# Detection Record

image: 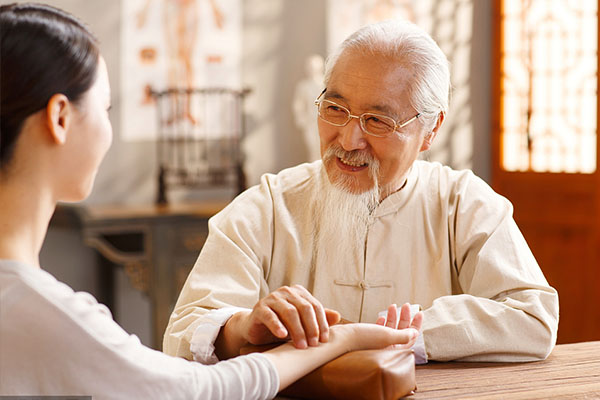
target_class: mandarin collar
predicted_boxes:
[371,161,420,218]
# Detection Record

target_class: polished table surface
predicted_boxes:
[408,341,600,399]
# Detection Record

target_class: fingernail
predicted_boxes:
[309,337,318,346]
[297,339,307,349]
[277,328,288,338]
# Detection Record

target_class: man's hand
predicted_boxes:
[215,285,339,359]
[240,285,340,349]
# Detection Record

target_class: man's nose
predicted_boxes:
[338,116,368,151]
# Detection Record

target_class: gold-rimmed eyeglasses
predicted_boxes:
[314,89,421,138]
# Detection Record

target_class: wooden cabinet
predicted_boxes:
[51,202,227,349]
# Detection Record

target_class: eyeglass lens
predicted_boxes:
[318,100,396,136]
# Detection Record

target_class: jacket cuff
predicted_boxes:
[189,307,249,364]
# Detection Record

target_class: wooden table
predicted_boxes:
[408,341,600,399]
[51,202,227,349]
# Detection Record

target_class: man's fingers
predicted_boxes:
[289,295,320,346]
[288,285,330,345]
[301,295,329,344]
[325,308,341,326]
[270,300,309,349]
[254,306,288,339]
[375,316,386,326]
[253,285,336,348]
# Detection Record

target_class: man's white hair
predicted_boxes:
[323,19,451,130]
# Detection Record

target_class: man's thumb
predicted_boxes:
[325,308,341,325]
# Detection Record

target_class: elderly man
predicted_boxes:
[164,20,558,364]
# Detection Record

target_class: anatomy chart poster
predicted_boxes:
[121,0,242,141]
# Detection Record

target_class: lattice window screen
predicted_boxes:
[501,0,597,173]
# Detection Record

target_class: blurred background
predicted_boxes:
[2,0,597,350]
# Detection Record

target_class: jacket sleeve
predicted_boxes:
[163,176,275,360]
[422,173,559,362]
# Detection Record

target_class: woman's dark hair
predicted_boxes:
[0,3,100,169]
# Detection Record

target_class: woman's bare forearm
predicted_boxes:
[262,328,348,391]
[263,323,419,391]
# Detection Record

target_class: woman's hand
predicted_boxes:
[330,321,420,353]
[330,302,423,352]
[376,303,423,332]
[264,303,421,390]
[374,302,423,350]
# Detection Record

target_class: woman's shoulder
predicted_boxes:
[0,260,128,345]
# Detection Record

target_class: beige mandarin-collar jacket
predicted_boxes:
[164,160,558,362]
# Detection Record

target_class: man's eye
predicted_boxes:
[365,115,394,130]
[327,105,343,112]
[366,116,388,125]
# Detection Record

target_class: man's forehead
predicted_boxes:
[326,50,412,116]
[325,49,412,117]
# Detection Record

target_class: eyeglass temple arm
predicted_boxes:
[398,113,421,129]
[314,88,327,104]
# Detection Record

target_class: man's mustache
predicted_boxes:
[323,144,375,165]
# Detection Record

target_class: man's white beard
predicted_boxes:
[312,145,381,273]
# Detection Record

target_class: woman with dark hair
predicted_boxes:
[0,3,420,398]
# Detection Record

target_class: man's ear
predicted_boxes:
[420,112,445,152]
[46,94,71,145]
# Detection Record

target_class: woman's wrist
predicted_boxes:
[327,324,357,353]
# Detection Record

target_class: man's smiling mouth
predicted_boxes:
[338,157,368,167]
